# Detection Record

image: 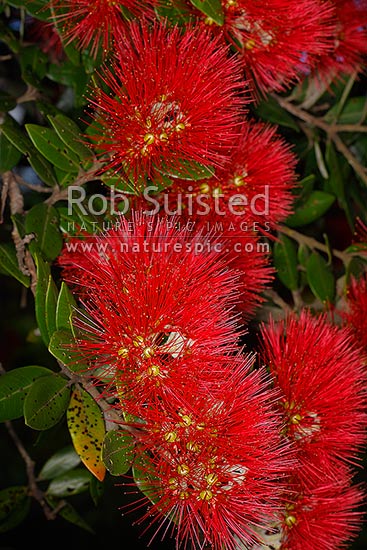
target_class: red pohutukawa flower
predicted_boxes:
[179,0,336,95]
[159,121,297,229]
[129,357,294,550]
[50,0,157,58]
[341,273,367,352]
[86,21,248,184]
[59,212,243,416]
[279,471,364,550]
[311,0,367,83]
[259,310,367,466]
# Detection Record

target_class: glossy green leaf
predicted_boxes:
[306,251,335,304]
[0,486,30,533]
[0,115,58,186]
[155,0,194,23]
[25,124,80,173]
[46,495,94,533]
[160,159,215,181]
[0,132,22,172]
[56,282,77,332]
[67,386,106,482]
[189,0,224,25]
[38,446,81,480]
[324,96,367,125]
[19,45,48,85]
[45,275,58,337]
[8,0,52,21]
[48,114,92,162]
[255,96,300,131]
[25,202,63,261]
[273,235,299,291]
[48,329,87,372]
[0,366,53,422]
[90,476,104,506]
[0,243,30,287]
[33,253,52,345]
[285,191,335,227]
[297,243,310,267]
[102,431,134,476]
[132,452,162,507]
[46,468,92,497]
[24,373,71,430]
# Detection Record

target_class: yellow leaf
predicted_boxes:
[67,386,106,481]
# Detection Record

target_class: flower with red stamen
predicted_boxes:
[311,0,367,83]
[86,21,248,185]
[341,273,367,352]
[59,212,242,416]
[279,470,364,550]
[129,357,294,550]
[259,310,367,466]
[159,120,297,229]
[50,0,157,58]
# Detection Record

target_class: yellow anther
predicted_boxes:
[205,473,218,486]
[146,117,152,129]
[233,175,245,187]
[164,431,178,443]
[168,477,178,489]
[196,422,205,431]
[147,364,160,377]
[143,347,155,358]
[285,514,297,528]
[159,132,169,142]
[143,133,155,145]
[175,122,186,132]
[179,491,189,500]
[290,413,302,425]
[245,39,256,50]
[199,183,210,194]
[204,16,215,25]
[177,464,190,476]
[186,441,201,452]
[212,187,222,198]
[180,414,193,427]
[133,336,144,347]
[199,489,213,501]
[117,347,129,357]
[160,94,167,101]
[226,0,237,6]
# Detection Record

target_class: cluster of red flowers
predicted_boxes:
[48,1,367,549]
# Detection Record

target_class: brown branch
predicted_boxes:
[274,95,367,186]
[278,224,352,263]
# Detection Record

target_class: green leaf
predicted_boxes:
[48,114,92,162]
[0,486,30,533]
[8,0,53,21]
[159,159,215,181]
[25,202,63,261]
[56,282,77,331]
[33,253,52,345]
[67,386,106,482]
[102,431,134,476]
[324,96,367,125]
[24,373,71,430]
[38,446,81,480]
[0,366,53,422]
[19,45,48,86]
[155,0,194,24]
[189,0,224,25]
[0,91,17,112]
[25,124,80,173]
[0,132,22,172]
[297,243,310,267]
[306,251,335,304]
[132,452,162,507]
[285,191,335,227]
[46,468,92,498]
[45,275,59,339]
[89,476,104,506]
[254,96,300,131]
[46,495,95,533]
[273,235,299,291]
[48,329,87,373]
[0,115,58,186]
[0,243,30,287]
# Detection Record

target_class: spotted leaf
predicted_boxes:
[67,386,106,482]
